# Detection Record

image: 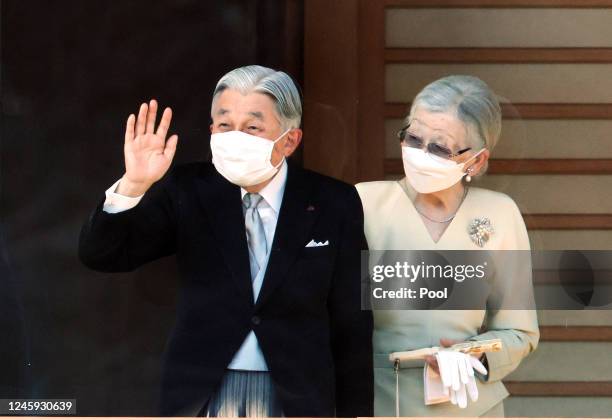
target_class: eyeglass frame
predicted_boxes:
[397,124,472,161]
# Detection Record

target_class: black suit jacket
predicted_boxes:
[78,161,373,417]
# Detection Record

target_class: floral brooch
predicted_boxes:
[468,217,494,247]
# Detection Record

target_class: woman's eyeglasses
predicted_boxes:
[397,125,471,161]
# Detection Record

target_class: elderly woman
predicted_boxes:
[356,75,539,417]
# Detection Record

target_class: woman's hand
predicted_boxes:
[117,99,178,197]
[424,340,489,408]
[424,338,484,374]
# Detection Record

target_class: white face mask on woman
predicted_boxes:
[402,146,486,194]
[210,129,290,187]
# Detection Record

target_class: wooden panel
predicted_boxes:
[507,343,612,381]
[505,396,612,418]
[303,0,359,182]
[386,103,612,119]
[303,1,385,183]
[386,64,612,103]
[525,214,612,230]
[384,158,612,174]
[385,48,612,63]
[529,231,612,250]
[504,381,612,397]
[386,9,612,48]
[386,0,612,7]
[492,119,612,159]
[490,159,612,174]
[498,104,612,119]
[540,326,612,341]
[538,310,612,327]
[357,0,386,182]
[481,173,612,213]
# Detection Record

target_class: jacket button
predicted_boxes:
[251,316,261,326]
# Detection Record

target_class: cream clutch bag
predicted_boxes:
[389,338,503,363]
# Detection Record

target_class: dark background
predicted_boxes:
[1,0,303,415]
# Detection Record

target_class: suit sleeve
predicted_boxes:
[78,170,177,272]
[327,186,374,417]
[469,199,540,383]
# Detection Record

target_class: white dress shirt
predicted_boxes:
[102,161,288,371]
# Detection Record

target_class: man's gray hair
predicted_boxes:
[408,75,502,151]
[212,65,302,130]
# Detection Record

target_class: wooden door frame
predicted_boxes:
[303,0,386,184]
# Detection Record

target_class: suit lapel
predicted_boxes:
[255,163,320,310]
[196,170,254,307]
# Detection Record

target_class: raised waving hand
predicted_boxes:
[117,99,178,196]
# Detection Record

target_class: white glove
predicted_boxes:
[435,350,488,408]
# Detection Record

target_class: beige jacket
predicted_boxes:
[356,179,540,417]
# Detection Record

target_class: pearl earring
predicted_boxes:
[466,168,473,183]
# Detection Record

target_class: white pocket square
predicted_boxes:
[305,239,329,248]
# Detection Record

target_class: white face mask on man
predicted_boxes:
[210,129,290,187]
[402,146,486,194]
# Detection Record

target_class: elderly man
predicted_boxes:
[78,65,373,417]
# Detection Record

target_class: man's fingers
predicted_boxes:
[125,114,135,144]
[156,107,173,139]
[163,135,178,160]
[136,103,148,136]
[146,99,158,134]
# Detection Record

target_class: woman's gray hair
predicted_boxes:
[211,65,302,130]
[408,75,502,152]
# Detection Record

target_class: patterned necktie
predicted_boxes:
[243,193,267,278]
